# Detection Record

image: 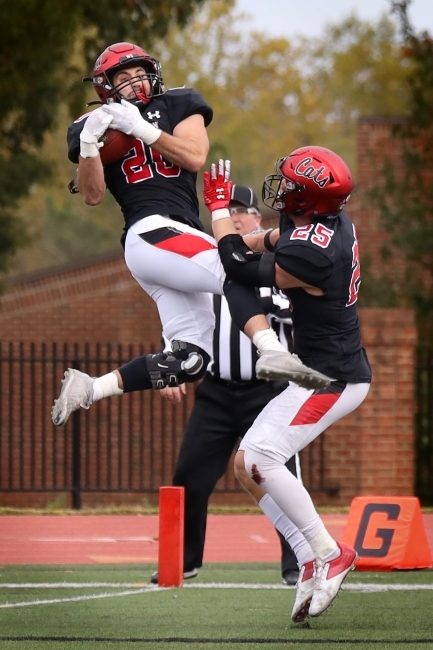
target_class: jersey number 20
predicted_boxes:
[121,141,181,183]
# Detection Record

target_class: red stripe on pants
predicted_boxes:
[289,393,341,426]
[155,233,217,258]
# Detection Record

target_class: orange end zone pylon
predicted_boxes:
[157,486,185,587]
[341,496,433,571]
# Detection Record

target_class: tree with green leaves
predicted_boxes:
[365,0,433,342]
[0,0,206,280]
[154,2,410,191]
[7,0,413,277]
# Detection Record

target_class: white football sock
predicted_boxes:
[92,373,124,402]
[259,493,315,566]
[252,328,287,353]
[308,529,339,561]
[244,448,336,558]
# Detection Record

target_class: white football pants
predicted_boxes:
[240,381,370,541]
[125,215,225,357]
[240,381,370,462]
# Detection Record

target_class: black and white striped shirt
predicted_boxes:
[208,290,293,382]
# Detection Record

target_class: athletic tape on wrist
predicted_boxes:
[80,141,101,158]
[211,208,231,221]
[138,124,162,145]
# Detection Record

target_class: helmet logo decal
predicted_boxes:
[295,158,330,188]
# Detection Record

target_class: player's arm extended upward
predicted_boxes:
[152,113,209,172]
[212,217,280,253]
[242,228,280,253]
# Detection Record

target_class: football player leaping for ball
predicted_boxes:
[53,42,331,428]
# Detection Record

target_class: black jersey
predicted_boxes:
[275,211,371,382]
[67,88,213,232]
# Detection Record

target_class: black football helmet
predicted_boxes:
[263,146,354,218]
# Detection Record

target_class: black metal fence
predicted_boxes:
[0,342,197,508]
[1,342,346,508]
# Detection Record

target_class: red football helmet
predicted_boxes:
[262,146,354,218]
[86,42,165,105]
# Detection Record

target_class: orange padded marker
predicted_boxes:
[342,496,432,570]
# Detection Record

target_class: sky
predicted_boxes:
[234,0,433,39]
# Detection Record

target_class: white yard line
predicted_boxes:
[186,582,433,591]
[0,586,159,609]
[0,580,432,611]
[1,581,433,591]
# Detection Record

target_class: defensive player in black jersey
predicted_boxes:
[52,42,331,427]
[203,148,372,623]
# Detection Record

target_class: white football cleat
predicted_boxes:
[51,369,95,427]
[291,559,316,623]
[308,542,357,618]
[256,351,332,389]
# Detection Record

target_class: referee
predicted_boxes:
[151,185,300,585]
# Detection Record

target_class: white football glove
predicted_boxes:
[80,108,113,159]
[102,99,161,145]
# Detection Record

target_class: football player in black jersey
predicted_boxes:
[52,43,331,427]
[204,148,372,623]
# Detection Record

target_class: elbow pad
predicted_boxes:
[218,234,276,288]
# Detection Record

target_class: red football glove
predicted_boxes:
[203,159,233,212]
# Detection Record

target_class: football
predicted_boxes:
[98,129,136,166]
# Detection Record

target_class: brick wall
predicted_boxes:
[0,119,418,507]
[348,117,413,280]
[311,118,418,503]
[310,308,416,506]
[0,254,417,508]
[0,250,160,344]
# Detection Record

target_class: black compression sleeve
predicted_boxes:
[223,280,265,331]
[218,234,275,287]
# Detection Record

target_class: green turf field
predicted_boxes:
[0,563,432,649]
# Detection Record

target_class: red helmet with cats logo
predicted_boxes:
[86,42,165,106]
[262,146,354,218]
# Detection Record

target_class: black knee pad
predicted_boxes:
[146,341,210,389]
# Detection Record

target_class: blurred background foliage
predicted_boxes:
[362,0,433,339]
[0,0,207,275]
[1,0,431,327]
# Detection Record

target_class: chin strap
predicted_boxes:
[68,175,79,194]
